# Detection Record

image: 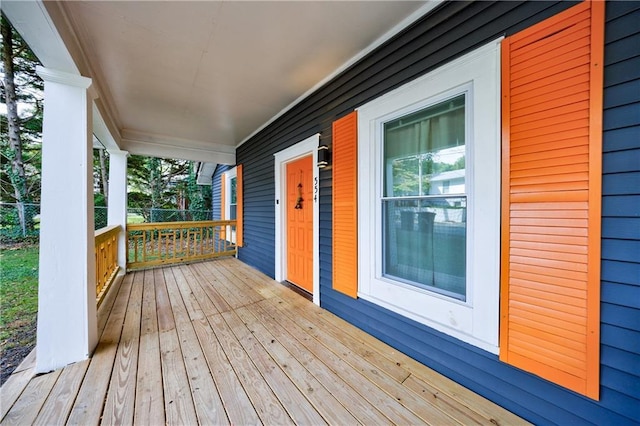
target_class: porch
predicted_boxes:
[0,258,527,425]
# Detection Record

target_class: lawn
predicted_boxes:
[0,244,39,384]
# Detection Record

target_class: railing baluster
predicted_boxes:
[125,220,237,270]
[142,231,147,262]
[172,230,176,259]
[94,225,121,307]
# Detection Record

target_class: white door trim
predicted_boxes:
[274,134,320,306]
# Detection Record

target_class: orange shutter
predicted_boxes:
[220,172,226,239]
[236,164,243,247]
[500,0,604,400]
[332,111,358,298]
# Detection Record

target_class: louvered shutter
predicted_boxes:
[332,111,358,298]
[500,0,604,400]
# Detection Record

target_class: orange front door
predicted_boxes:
[286,155,313,293]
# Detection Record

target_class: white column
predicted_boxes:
[35,66,98,373]
[107,150,128,269]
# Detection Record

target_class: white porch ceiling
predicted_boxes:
[9,1,434,164]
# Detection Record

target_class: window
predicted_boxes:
[223,168,238,244]
[383,94,467,301]
[229,176,237,221]
[357,40,501,352]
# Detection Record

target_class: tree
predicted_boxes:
[1,14,43,234]
[97,148,108,204]
[187,162,211,220]
[127,154,196,221]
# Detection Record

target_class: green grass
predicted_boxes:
[127,213,145,224]
[0,245,39,345]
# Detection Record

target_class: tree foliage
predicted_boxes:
[127,155,190,209]
[187,162,212,220]
[126,155,212,221]
[0,14,43,207]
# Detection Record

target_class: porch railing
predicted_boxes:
[127,220,237,270]
[95,225,121,306]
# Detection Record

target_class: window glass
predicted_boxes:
[230,177,237,220]
[382,94,466,300]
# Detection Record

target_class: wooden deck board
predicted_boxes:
[235,305,359,425]
[67,272,134,426]
[217,258,279,300]
[190,315,262,425]
[0,258,530,426]
[133,270,164,425]
[268,297,463,425]
[33,359,89,425]
[189,262,232,313]
[11,350,35,375]
[248,299,391,424]
[154,268,175,332]
[157,269,198,426]
[165,267,228,425]
[102,271,143,425]
[2,369,60,425]
[175,265,209,320]
[222,310,327,425]
[198,261,250,309]
[0,363,34,421]
[296,294,527,426]
[258,297,431,425]
[207,312,293,425]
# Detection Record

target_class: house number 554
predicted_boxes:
[314,177,318,202]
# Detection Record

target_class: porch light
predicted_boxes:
[317,145,330,168]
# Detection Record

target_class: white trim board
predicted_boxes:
[274,134,321,306]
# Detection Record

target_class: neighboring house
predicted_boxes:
[212,1,639,424]
[429,169,465,195]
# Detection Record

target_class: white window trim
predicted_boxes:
[274,134,320,306]
[223,167,237,245]
[357,40,502,353]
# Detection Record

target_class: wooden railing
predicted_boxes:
[95,225,121,306]
[127,220,237,270]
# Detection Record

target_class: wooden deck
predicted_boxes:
[0,258,529,425]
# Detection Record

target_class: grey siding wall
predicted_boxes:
[235,1,640,423]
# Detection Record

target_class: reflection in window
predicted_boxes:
[382,94,466,300]
[230,177,237,220]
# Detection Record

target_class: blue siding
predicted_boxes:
[235,1,640,424]
[211,164,231,220]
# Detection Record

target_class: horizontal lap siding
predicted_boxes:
[211,165,232,221]
[235,1,639,423]
[600,1,640,421]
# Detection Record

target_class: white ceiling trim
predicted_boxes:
[121,129,236,164]
[236,0,443,148]
[93,104,120,151]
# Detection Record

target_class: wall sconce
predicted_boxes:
[317,145,330,168]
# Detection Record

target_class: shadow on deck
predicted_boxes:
[0,258,529,425]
